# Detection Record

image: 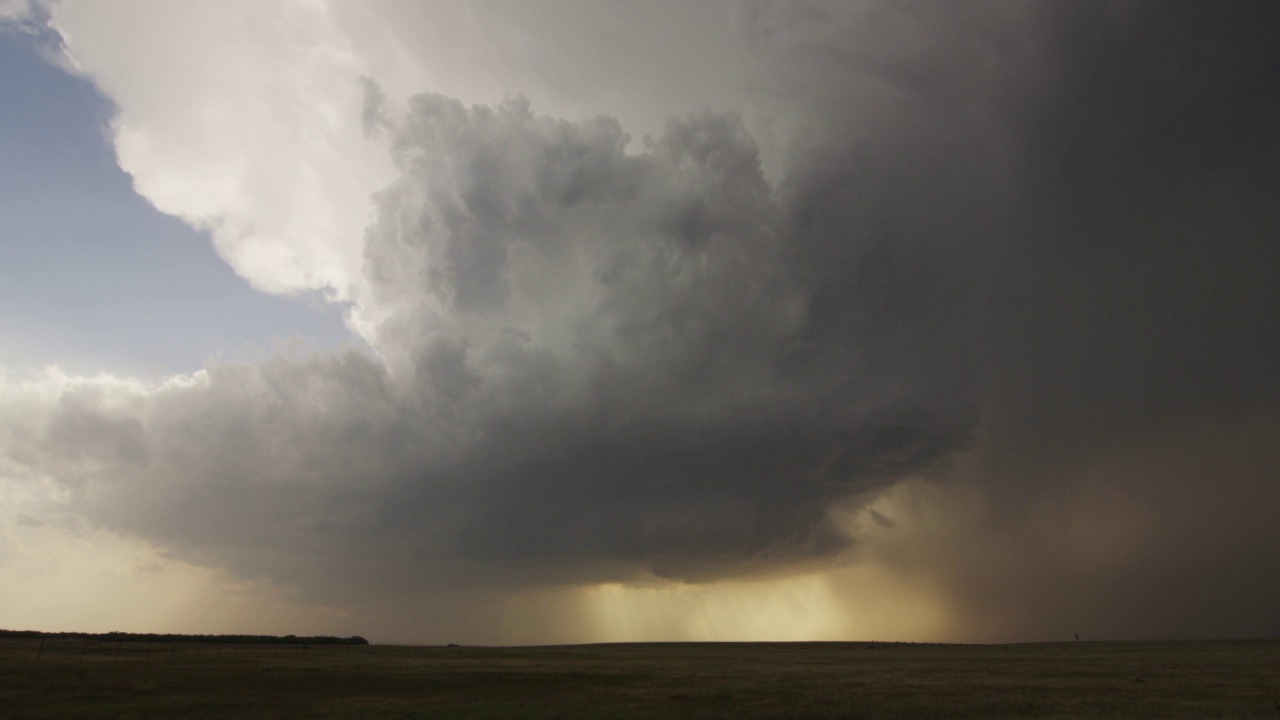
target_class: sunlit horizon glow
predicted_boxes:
[0,515,954,645]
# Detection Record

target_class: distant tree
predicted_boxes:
[0,629,370,645]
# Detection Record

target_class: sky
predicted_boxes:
[0,15,353,378]
[0,0,1278,645]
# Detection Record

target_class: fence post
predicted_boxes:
[80,640,88,665]
[116,643,123,661]
[36,638,44,662]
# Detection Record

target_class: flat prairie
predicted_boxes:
[2,637,1278,719]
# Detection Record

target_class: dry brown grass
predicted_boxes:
[2,637,1278,718]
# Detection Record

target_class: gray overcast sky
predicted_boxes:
[0,0,1277,645]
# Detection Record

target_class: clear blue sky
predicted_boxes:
[0,30,352,379]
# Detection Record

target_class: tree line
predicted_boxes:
[0,629,368,645]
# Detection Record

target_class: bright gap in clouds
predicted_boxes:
[0,23,360,635]
[0,29,356,379]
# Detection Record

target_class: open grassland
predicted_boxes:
[2,637,1278,719]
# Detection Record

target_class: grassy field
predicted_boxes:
[2,637,1278,719]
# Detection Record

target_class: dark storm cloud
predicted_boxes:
[978,0,1280,530]
[6,0,1277,639]
[346,75,1007,585]
[852,0,1280,641]
[991,0,1280,450]
[4,23,1001,601]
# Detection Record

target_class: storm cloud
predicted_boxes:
[846,0,1280,641]
[5,81,987,600]
[2,0,1278,641]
